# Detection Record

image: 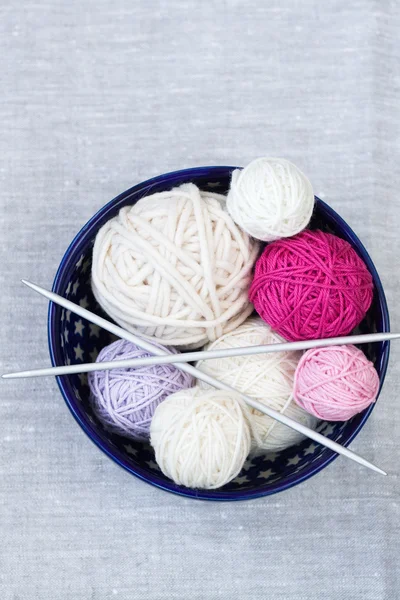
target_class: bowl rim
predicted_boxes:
[48,166,391,501]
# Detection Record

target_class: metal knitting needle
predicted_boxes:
[3,331,397,380]
[17,279,387,476]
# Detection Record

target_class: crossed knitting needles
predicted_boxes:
[4,280,396,475]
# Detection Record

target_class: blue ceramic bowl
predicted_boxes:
[48,167,390,500]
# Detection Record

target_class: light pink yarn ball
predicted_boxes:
[293,345,380,421]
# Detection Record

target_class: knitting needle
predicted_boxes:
[17,279,386,476]
[3,331,396,380]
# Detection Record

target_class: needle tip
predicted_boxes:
[371,465,387,476]
[21,280,41,293]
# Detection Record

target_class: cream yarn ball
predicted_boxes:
[196,317,318,452]
[150,387,251,489]
[227,157,315,241]
[92,183,259,348]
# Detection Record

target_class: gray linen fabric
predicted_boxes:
[1,1,399,598]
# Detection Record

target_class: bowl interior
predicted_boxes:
[48,167,390,500]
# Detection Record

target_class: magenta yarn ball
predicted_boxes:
[88,339,195,440]
[249,230,374,342]
[293,345,380,421]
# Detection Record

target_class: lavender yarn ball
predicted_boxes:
[88,339,194,440]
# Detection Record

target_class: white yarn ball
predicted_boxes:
[196,317,318,452]
[227,157,315,241]
[92,183,259,348]
[150,387,251,489]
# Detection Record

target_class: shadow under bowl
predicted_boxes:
[48,166,390,500]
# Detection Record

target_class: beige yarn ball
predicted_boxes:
[150,387,251,489]
[92,183,259,348]
[196,317,318,452]
[227,157,315,242]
